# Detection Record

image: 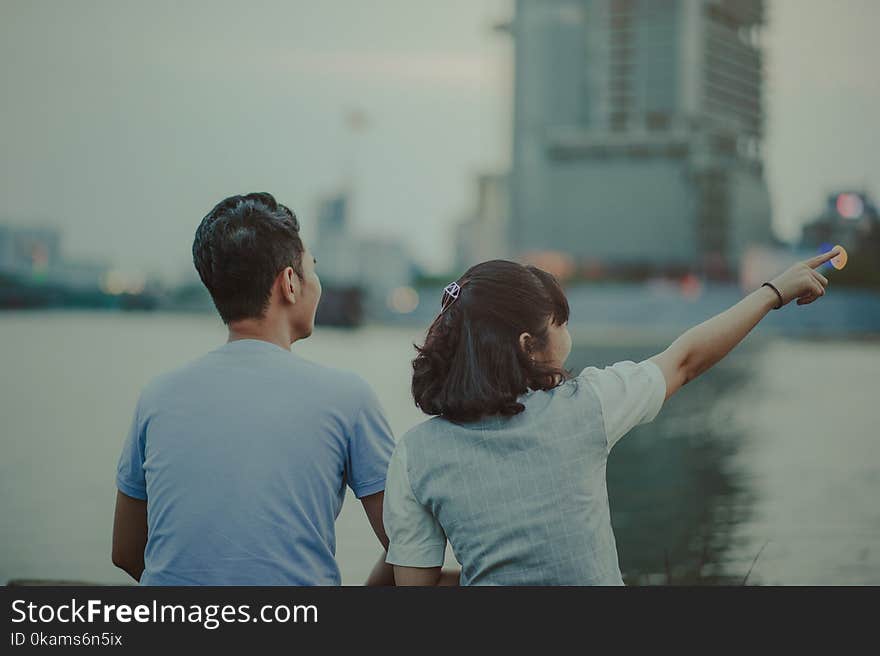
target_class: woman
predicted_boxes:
[383,251,837,585]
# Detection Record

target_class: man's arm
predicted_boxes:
[393,565,461,586]
[111,490,147,582]
[362,491,461,586]
[650,250,835,400]
[360,491,395,586]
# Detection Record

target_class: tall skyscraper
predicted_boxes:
[508,0,773,276]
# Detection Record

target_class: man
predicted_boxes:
[112,192,395,585]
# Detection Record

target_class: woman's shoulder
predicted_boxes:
[575,360,666,404]
[531,371,602,406]
[399,415,456,444]
[392,416,460,472]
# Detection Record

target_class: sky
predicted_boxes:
[1,0,878,280]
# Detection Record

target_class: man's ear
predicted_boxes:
[279,266,299,305]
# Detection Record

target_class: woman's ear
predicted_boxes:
[518,332,533,355]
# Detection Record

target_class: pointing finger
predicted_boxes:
[806,248,839,269]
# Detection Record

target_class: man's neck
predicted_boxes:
[227,318,296,351]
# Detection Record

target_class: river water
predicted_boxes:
[1,311,878,585]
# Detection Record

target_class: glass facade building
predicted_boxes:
[509,0,773,276]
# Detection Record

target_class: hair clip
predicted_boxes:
[440,281,462,313]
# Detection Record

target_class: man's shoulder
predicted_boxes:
[141,349,371,401]
[289,354,373,398]
[138,353,213,404]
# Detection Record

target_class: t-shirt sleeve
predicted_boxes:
[578,359,667,452]
[116,396,148,500]
[383,440,447,568]
[345,381,396,498]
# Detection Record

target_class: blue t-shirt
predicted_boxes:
[116,339,395,585]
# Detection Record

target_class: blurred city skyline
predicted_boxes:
[2,0,879,281]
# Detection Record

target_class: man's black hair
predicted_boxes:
[192,192,304,324]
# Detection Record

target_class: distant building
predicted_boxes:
[313,192,414,315]
[507,0,774,277]
[800,191,879,252]
[314,193,362,286]
[55,260,109,291]
[0,224,108,290]
[0,225,61,279]
[358,238,414,308]
[454,173,510,271]
[798,190,880,288]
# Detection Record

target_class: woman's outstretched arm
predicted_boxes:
[650,248,839,400]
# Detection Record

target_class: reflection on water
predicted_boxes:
[572,339,880,585]
[1,312,878,584]
[570,343,756,584]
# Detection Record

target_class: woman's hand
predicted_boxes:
[768,248,838,307]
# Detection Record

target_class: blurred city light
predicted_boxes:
[100,270,145,296]
[680,274,703,301]
[386,286,419,314]
[836,193,864,219]
[519,251,576,281]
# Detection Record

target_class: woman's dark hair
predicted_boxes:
[412,260,571,423]
[192,192,304,324]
